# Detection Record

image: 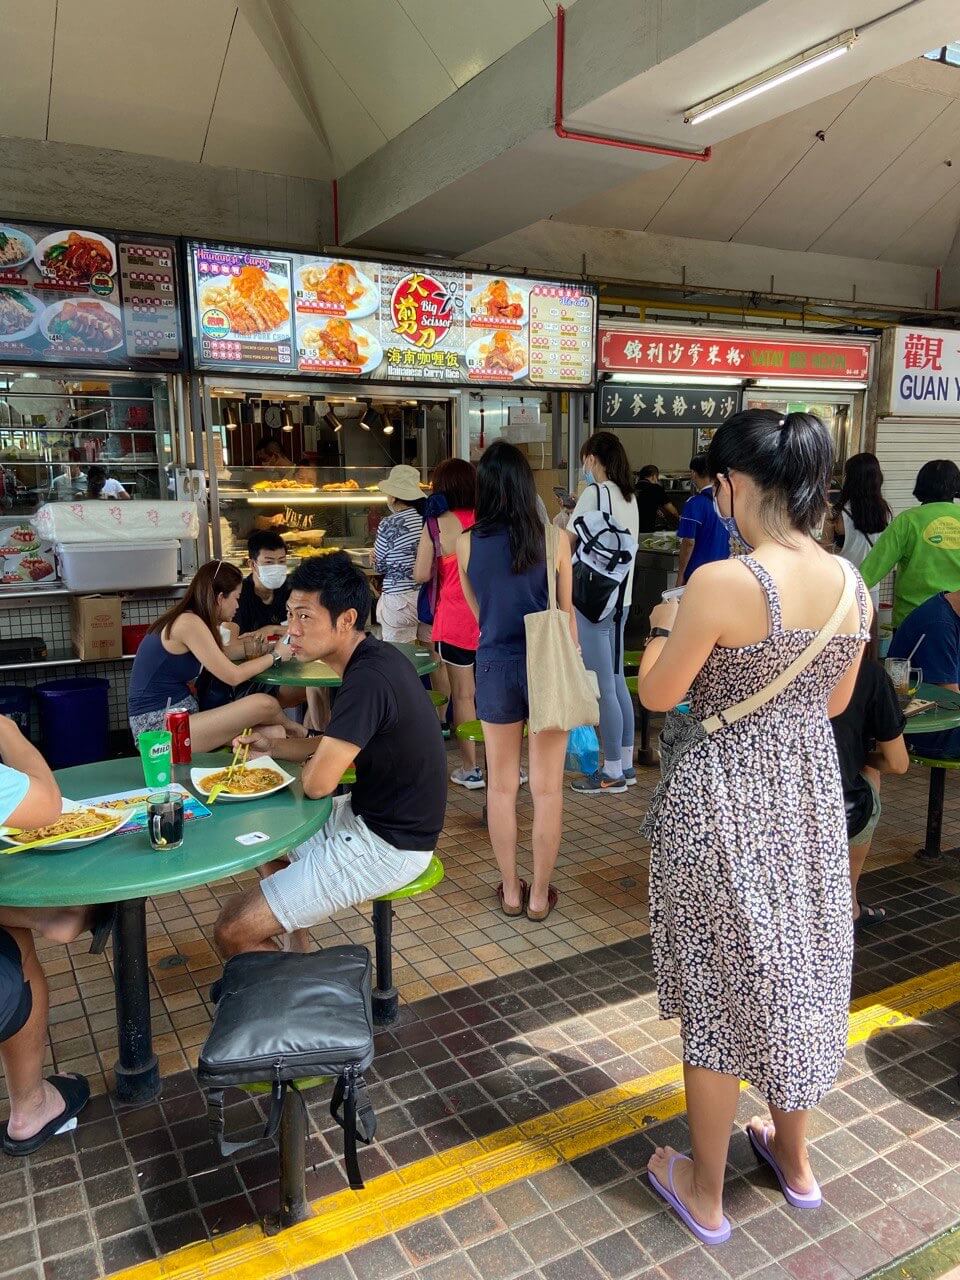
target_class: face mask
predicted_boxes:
[258,563,288,590]
[580,466,594,485]
[712,475,754,553]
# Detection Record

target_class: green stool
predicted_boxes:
[625,675,638,696]
[909,754,960,859]
[371,855,445,1024]
[623,649,642,671]
[429,690,449,708]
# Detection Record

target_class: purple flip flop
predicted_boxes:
[747,1125,821,1209]
[647,1153,732,1246]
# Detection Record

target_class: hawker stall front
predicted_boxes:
[0,216,199,760]
[596,321,875,639]
[184,241,597,580]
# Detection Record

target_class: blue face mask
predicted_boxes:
[712,475,753,553]
[581,466,594,485]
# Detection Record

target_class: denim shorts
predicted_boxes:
[0,927,31,1045]
[475,655,528,724]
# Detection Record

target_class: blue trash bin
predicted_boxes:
[0,687,33,740]
[36,678,110,769]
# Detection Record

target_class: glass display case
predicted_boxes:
[0,369,174,514]
[204,380,455,568]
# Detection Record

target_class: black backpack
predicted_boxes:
[197,946,377,1189]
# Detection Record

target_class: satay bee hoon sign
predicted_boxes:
[598,382,741,428]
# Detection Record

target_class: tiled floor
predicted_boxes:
[0,753,958,1280]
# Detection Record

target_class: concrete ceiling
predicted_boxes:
[0,0,571,179]
[556,58,960,268]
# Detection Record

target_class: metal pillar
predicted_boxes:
[264,1088,311,1234]
[371,899,398,1025]
[113,899,160,1104]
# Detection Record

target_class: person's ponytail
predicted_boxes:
[707,408,833,537]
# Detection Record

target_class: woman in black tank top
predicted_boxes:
[128,561,304,753]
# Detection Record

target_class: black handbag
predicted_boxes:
[196,946,377,1189]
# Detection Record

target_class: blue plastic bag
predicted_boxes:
[566,724,600,775]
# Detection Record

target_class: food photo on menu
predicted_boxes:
[193,245,294,367]
[0,221,127,360]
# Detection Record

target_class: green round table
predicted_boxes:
[903,683,960,860]
[259,640,437,688]
[0,755,331,1103]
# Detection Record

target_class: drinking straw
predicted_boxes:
[905,633,926,664]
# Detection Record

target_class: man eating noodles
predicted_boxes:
[214,554,447,955]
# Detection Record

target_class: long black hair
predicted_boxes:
[833,452,890,535]
[707,409,833,537]
[149,560,242,645]
[473,440,545,574]
[581,431,634,501]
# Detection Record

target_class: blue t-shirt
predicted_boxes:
[889,593,960,759]
[0,763,29,826]
[677,488,730,581]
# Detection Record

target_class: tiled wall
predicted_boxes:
[0,591,183,742]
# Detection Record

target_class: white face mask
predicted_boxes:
[258,563,287,590]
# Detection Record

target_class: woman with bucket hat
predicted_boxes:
[374,465,427,643]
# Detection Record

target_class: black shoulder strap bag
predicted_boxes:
[197,946,377,1190]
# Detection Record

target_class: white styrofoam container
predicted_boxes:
[56,541,179,592]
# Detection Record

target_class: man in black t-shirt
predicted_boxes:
[829,656,908,929]
[215,554,447,955]
[235,530,292,636]
[635,465,679,532]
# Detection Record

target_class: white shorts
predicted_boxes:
[259,794,433,933]
[378,588,420,643]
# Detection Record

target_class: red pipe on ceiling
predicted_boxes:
[554,4,711,162]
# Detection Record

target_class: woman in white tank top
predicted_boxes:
[829,454,890,608]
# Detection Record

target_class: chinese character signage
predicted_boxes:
[598,382,741,428]
[884,326,960,416]
[0,217,182,368]
[187,242,597,388]
[599,325,871,382]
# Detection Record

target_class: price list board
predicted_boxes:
[528,285,594,386]
[118,240,180,358]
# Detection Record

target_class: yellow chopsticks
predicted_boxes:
[1,820,116,853]
[208,731,251,805]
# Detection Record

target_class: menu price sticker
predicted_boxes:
[119,241,180,359]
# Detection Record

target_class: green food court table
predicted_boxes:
[0,755,331,1103]
[904,683,960,860]
[259,640,437,687]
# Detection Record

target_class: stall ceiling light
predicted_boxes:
[752,378,867,390]
[609,372,741,387]
[684,30,856,125]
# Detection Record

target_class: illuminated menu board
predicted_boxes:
[187,242,596,388]
[0,218,181,368]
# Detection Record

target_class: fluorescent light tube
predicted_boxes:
[685,31,855,125]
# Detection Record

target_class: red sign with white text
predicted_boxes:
[599,327,872,382]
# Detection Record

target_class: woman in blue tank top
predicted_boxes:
[128,560,302,752]
[457,441,576,923]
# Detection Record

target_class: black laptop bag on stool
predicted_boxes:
[197,946,377,1191]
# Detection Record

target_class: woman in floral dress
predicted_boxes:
[638,410,870,1245]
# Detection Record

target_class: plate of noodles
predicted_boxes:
[0,798,134,851]
[190,755,294,802]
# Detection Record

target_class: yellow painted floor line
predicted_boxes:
[114,960,960,1280]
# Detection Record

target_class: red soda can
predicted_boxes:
[165,709,192,765]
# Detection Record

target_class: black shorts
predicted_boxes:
[437,640,476,669]
[0,927,31,1044]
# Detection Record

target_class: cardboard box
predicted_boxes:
[71,595,122,661]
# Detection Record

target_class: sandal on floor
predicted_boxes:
[747,1124,821,1208]
[89,904,117,954]
[525,885,558,922]
[499,880,529,921]
[1,1074,90,1156]
[648,1153,731,1246]
[496,880,528,918]
[853,902,887,931]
